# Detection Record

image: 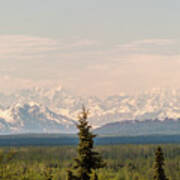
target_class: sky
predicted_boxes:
[0,0,180,97]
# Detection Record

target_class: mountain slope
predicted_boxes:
[0,102,76,134]
[94,119,180,136]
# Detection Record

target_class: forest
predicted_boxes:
[0,144,179,180]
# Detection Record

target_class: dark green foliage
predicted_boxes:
[91,172,98,180]
[0,150,16,179]
[43,167,53,180]
[70,106,105,180]
[66,170,76,180]
[153,147,168,180]
[0,144,180,179]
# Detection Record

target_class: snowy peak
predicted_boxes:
[1,87,180,133]
[0,102,76,134]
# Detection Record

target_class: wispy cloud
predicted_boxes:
[118,39,174,49]
[115,38,179,55]
[0,35,99,59]
[0,35,180,96]
[0,35,58,59]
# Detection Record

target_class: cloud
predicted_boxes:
[0,35,178,62]
[73,53,180,96]
[0,75,62,94]
[118,39,174,49]
[0,35,99,59]
[0,35,58,59]
[0,35,180,97]
[115,38,179,55]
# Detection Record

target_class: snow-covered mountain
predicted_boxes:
[0,102,76,134]
[1,87,180,134]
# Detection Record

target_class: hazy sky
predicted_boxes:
[0,0,180,97]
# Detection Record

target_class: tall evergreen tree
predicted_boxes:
[67,106,104,180]
[153,146,168,180]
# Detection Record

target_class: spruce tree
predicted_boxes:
[69,106,104,180]
[153,146,168,180]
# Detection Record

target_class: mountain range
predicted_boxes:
[0,86,180,135]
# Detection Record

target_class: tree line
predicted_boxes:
[66,106,169,180]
